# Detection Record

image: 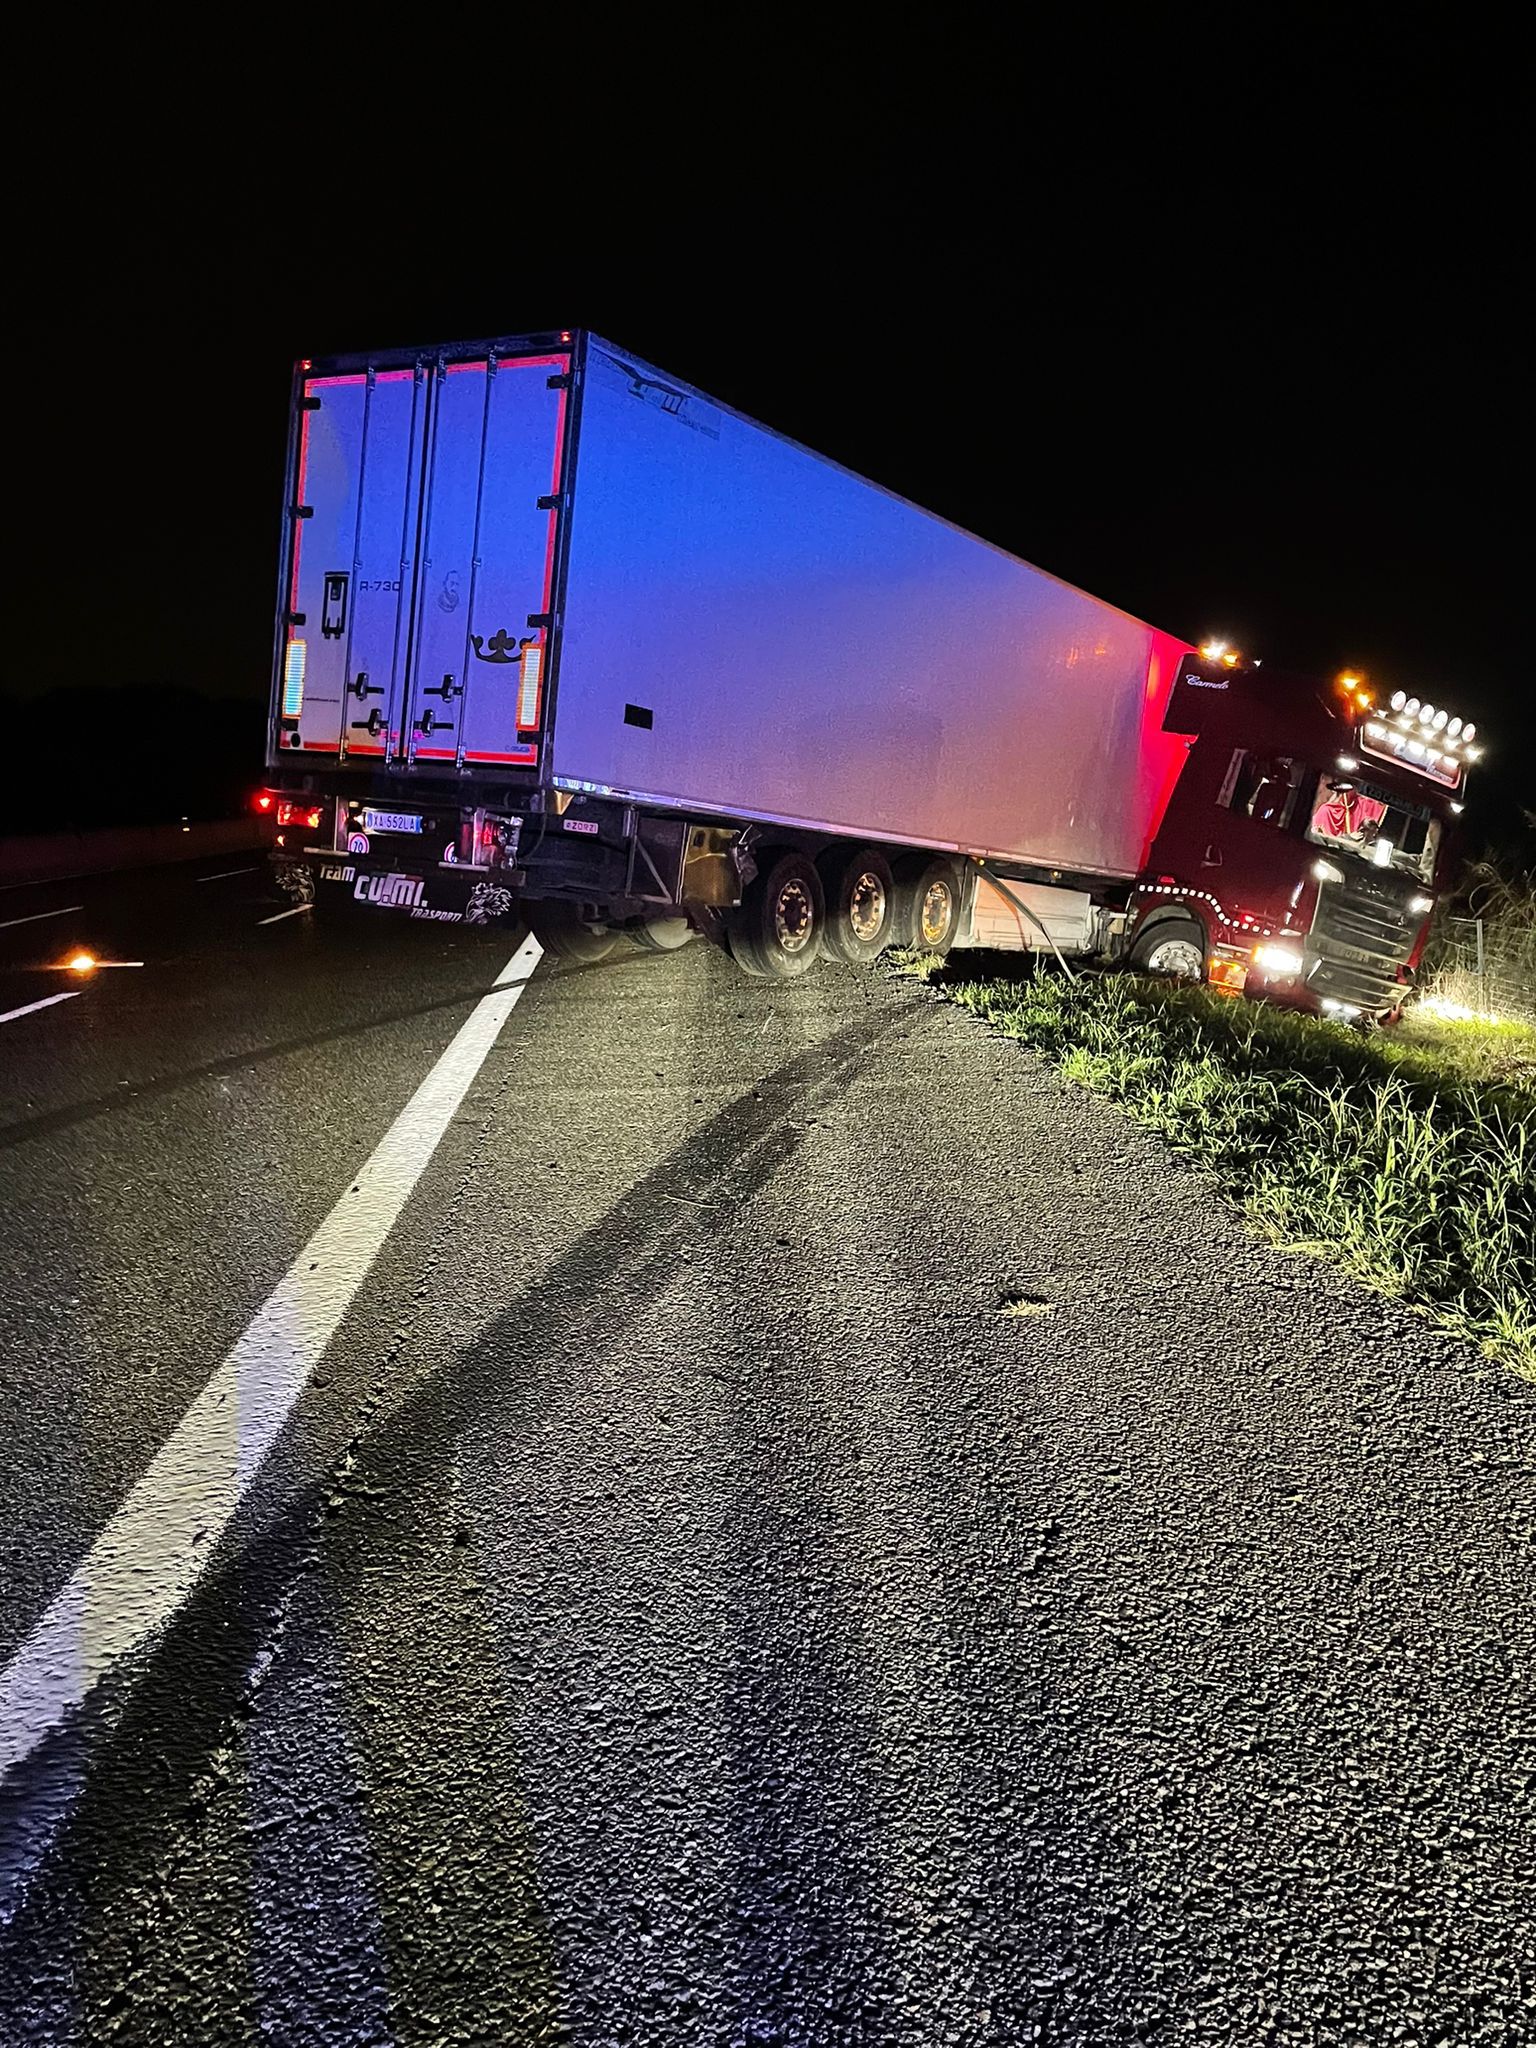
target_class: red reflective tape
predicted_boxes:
[493,353,570,372]
[463,748,537,764]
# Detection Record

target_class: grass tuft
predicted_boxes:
[905,962,1536,1375]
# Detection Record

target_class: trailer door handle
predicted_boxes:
[351,707,386,737]
[423,673,460,701]
[321,572,349,640]
[348,671,384,699]
[413,708,454,736]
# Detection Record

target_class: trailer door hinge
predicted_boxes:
[300,396,321,411]
[286,610,306,627]
[537,493,566,512]
[546,373,571,390]
[526,611,553,630]
[291,504,313,520]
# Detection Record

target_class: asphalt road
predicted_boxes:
[0,854,1531,2048]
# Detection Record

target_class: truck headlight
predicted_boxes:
[1409,894,1434,916]
[1253,942,1304,978]
[1311,860,1344,885]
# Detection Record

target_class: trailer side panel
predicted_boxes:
[553,341,1191,876]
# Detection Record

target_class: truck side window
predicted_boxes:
[1223,750,1301,828]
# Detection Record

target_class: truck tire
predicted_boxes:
[526,900,619,964]
[726,851,825,979]
[626,915,694,953]
[894,855,962,954]
[819,846,896,965]
[1129,917,1205,981]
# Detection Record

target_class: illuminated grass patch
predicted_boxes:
[906,962,1536,1375]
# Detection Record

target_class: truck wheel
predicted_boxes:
[526,900,619,964]
[626,915,694,953]
[895,856,962,954]
[1129,919,1205,981]
[819,846,896,965]
[726,851,825,979]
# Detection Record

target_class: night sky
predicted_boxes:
[13,45,1527,850]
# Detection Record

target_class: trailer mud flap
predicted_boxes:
[312,860,519,927]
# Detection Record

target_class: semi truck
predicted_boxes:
[259,328,1477,1020]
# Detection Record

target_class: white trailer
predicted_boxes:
[265,329,1196,974]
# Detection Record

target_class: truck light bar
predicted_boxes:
[517,641,544,730]
[1360,716,1463,790]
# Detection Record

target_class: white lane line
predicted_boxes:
[0,934,544,1779]
[196,867,260,883]
[0,991,85,1027]
[257,904,313,926]
[0,905,85,931]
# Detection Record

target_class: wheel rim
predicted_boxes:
[848,871,887,942]
[773,878,816,953]
[1145,936,1204,979]
[918,880,953,946]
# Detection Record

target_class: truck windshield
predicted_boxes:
[1306,774,1441,884]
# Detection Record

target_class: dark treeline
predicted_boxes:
[0,687,267,836]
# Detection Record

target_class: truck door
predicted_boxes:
[279,370,428,758]
[403,353,569,768]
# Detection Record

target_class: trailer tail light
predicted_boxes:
[254,792,275,812]
[517,642,544,730]
[276,799,325,830]
[282,638,307,717]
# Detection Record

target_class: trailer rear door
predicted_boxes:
[278,351,567,768]
[280,370,427,758]
[402,352,569,769]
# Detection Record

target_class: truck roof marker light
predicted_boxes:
[1462,722,1476,741]
[1391,690,1407,710]
[1432,709,1449,730]
[1200,640,1227,661]
[1404,697,1421,717]
[1447,716,1463,736]
[282,639,306,719]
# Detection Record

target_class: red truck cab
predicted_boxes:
[1129,654,1472,1021]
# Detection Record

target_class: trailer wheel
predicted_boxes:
[818,847,896,966]
[626,915,694,952]
[726,851,825,979]
[895,856,962,954]
[526,900,619,964]
[1129,918,1205,981]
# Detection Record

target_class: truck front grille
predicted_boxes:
[1307,885,1415,1011]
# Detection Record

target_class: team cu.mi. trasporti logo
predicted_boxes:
[354,872,424,909]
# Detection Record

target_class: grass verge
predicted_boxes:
[896,957,1536,1376]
